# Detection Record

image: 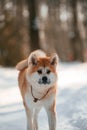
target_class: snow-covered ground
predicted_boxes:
[0,62,87,130]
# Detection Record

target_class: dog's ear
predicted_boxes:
[28,54,38,66]
[50,54,58,66]
[16,59,28,71]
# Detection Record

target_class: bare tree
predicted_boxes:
[26,0,40,51]
[68,0,83,61]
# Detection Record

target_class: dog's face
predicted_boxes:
[26,54,58,89]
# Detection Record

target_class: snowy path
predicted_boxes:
[0,62,87,130]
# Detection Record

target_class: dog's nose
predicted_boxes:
[42,76,47,84]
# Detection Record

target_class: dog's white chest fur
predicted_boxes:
[25,93,42,109]
[24,88,54,110]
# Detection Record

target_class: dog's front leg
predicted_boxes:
[33,108,40,130]
[46,105,56,130]
[25,108,34,130]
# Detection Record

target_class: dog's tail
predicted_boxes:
[16,59,28,71]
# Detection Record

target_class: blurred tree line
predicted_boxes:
[0,0,87,66]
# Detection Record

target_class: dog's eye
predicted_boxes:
[37,70,42,74]
[47,70,51,74]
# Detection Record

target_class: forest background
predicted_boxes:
[0,0,87,66]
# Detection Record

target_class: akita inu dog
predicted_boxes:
[16,50,58,130]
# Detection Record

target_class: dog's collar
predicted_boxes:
[31,86,51,103]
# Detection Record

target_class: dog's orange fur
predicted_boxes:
[16,50,58,130]
[18,68,28,98]
[29,57,57,74]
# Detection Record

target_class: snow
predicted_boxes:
[0,62,87,130]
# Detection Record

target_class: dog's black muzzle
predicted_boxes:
[38,76,50,85]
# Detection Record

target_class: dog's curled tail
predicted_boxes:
[16,59,28,71]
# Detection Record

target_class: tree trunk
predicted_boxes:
[27,0,40,51]
[69,0,83,61]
